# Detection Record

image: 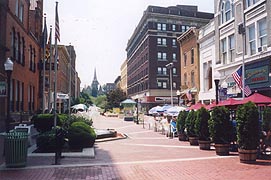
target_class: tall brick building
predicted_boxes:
[126,5,213,110]
[0,0,43,131]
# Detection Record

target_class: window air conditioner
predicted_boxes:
[263,45,267,51]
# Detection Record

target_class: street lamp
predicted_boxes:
[4,57,14,133]
[214,71,221,105]
[135,95,139,124]
[166,62,174,106]
[176,90,181,106]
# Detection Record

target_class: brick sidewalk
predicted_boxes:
[0,114,271,180]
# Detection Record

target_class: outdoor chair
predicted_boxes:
[169,121,177,138]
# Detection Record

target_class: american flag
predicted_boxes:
[55,2,60,42]
[232,66,252,97]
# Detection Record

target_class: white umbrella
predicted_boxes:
[148,106,163,115]
[165,106,187,116]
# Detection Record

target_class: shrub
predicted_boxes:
[63,115,93,129]
[195,107,210,141]
[209,106,232,144]
[36,127,66,152]
[185,110,197,137]
[32,114,65,133]
[177,110,188,134]
[236,102,259,150]
[67,122,96,149]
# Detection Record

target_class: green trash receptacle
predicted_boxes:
[4,132,28,168]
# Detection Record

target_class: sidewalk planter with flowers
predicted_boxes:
[236,102,259,163]
[177,110,188,141]
[185,110,198,145]
[209,106,232,155]
[195,107,211,150]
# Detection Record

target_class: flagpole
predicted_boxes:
[241,2,246,99]
[54,1,60,165]
[42,15,47,113]
[48,26,52,111]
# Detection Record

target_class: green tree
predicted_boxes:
[94,95,107,109]
[106,88,126,110]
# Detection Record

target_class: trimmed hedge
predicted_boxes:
[67,121,96,149]
[195,107,210,141]
[185,110,197,137]
[32,114,68,133]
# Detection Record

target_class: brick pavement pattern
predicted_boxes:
[0,110,271,180]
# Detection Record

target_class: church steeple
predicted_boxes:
[91,68,99,97]
[93,68,97,81]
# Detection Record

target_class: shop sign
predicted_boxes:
[246,65,269,84]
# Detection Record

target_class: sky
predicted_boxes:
[43,0,214,88]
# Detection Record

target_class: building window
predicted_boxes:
[248,24,256,55]
[162,24,166,31]
[246,0,260,8]
[15,0,19,16]
[157,81,162,88]
[191,49,194,64]
[173,53,177,61]
[163,68,167,75]
[173,82,176,88]
[172,39,176,46]
[162,53,167,60]
[162,38,167,46]
[173,68,177,74]
[172,24,176,31]
[184,73,187,86]
[191,71,195,87]
[208,67,212,90]
[221,38,227,64]
[157,23,161,30]
[157,52,162,59]
[157,38,162,45]
[184,53,187,66]
[163,82,167,88]
[157,67,162,74]
[220,0,234,24]
[19,2,24,22]
[228,34,235,62]
[258,18,267,47]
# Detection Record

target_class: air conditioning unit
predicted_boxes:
[258,47,262,52]
[263,45,268,51]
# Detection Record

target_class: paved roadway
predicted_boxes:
[0,107,271,179]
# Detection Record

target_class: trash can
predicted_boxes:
[4,132,28,168]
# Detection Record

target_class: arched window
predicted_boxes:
[220,0,234,24]
[191,71,195,87]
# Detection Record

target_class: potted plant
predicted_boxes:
[176,110,188,141]
[236,101,259,163]
[195,107,211,150]
[209,106,232,155]
[185,110,198,145]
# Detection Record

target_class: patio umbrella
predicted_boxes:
[188,102,206,111]
[239,92,271,104]
[71,104,88,111]
[148,106,163,115]
[165,106,187,116]
[217,98,241,106]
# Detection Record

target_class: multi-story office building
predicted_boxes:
[0,0,43,131]
[126,5,213,109]
[214,0,271,98]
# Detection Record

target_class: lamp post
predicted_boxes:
[166,62,174,106]
[176,90,181,106]
[135,95,139,124]
[214,71,221,105]
[4,58,14,133]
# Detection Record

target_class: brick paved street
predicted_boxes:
[0,112,271,180]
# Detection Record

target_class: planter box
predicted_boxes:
[238,149,257,163]
[189,136,199,146]
[215,144,230,156]
[198,140,211,150]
